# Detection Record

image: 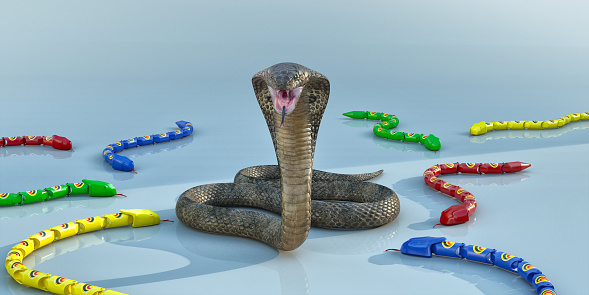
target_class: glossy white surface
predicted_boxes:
[1,1,588,294]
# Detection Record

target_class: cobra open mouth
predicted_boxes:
[268,86,303,125]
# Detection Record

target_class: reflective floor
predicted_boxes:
[1,1,588,294]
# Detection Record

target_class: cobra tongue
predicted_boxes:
[281,106,286,127]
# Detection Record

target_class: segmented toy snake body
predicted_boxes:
[176,63,400,251]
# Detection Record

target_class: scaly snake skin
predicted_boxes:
[176,63,400,251]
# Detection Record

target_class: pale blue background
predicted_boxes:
[1,1,588,294]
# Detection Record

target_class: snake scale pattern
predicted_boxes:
[176,63,400,251]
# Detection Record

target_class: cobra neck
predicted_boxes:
[273,104,313,251]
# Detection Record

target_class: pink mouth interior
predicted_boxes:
[268,86,302,115]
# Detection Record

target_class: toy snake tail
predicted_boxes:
[6,209,160,295]
[394,237,556,295]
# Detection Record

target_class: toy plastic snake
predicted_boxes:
[5,209,161,295]
[389,237,556,295]
[1,135,72,150]
[176,62,400,251]
[102,120,193,172]
[343,111,441,151]
[469,112,589,136]
[423,162,531,225]
[0,180,120,206]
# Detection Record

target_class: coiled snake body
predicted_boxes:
[176,63,400,251]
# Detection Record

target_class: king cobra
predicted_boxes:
[176,62,400,251]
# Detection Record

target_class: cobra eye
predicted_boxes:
[266,96,271,102]
[308,95,317,103]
